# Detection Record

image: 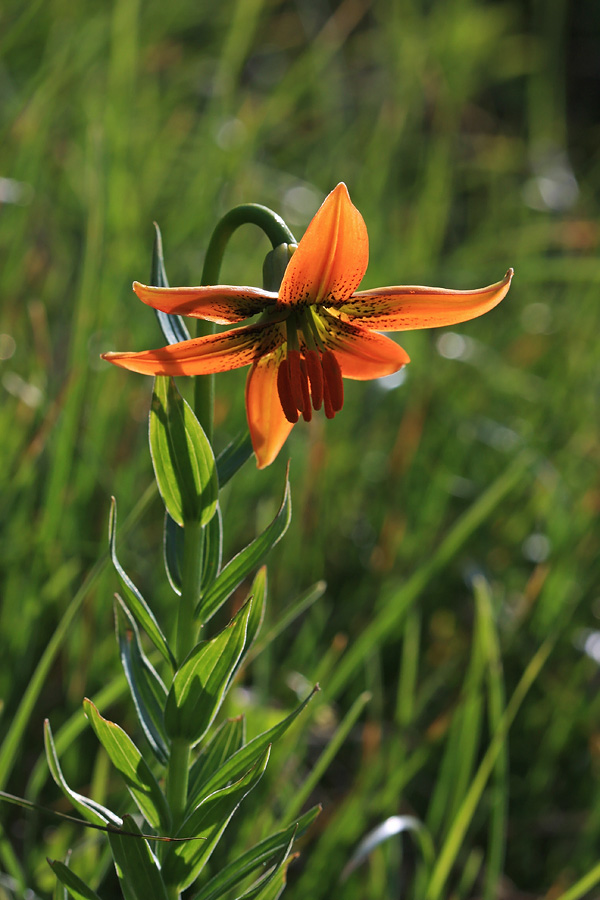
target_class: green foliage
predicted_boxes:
[1,0,600,898]
[164,602,251,747]
[149,376,218,527]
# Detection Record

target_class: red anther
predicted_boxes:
[287,350,305,412]
[322,350,344,412]
[323,380,335,419]
[276,359,300,423]
[304,350,323,410]
[299,357,312,422]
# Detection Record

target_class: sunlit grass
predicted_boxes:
[1,0,599,897]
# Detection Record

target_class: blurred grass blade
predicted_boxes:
[425,634,555,900]
[109,497,175,669]
[149,376,218,526]
[552,862,600,900]
[107,815,169,900]
[0,483,156,795]
[163,748,271,892]
[245,580,327,665]
[199,471,291,622]
[48,860,103,900]
[115,599,169,765]
[164,602,251,747]
[194,807,319,900]
[326,451,533,700]
[283,690,371,822]
[150,222,191,345]
[341,815,435,882]
[474,575,508,900]
[83,699,170,832]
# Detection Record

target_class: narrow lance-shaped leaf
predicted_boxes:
[187,687,318,811]
[236,831,296,900]
[164,602,252,747]
[151,222,191,346]
[109,497,175,670]
[163,748,270,892]
[188,716,246,802]
[83,699,171,832]
[115,597,169,765]
[108,815,169,900]
[194,805,320,900]
[44,720,122,828]
[198,473,291,623]
[47,860,103,900]
[149,376,218,527]
[216,431,254,488]
[244,853,296,900]
[231,567,267,682]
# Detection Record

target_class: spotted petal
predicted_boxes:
[102,323,283,377]
[133,282,278,325]
[245,352,295,468]
[321,315,410,380]
[330,269,513,332]
[279,183,368,306]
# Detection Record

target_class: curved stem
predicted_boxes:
[193,205,296,429]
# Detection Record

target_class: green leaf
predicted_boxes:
[151,222,191,346]
[231,567,267,681]
[163,748,270,892]
[198,474,291,623]
[109,497,175,670]
[164,603,251,747]
[188,716,246,806]
[216,432,253,488]
[164,505,222,596]
[188,687,317,811]
[242,853,294,900]
[108,814,169,900]
[235,834,295,900]
[83,699,170,832]
[115,598,169,765]
[149,376,218,527]
[193,806,320,900]
[44,720,122,828]
[48,860,103,900]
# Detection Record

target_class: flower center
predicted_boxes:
[276,346,344,425]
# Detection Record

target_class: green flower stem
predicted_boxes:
[166,519,204,874]
[193,204,296,430]
[166,735,191,834]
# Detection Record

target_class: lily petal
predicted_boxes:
[321,315,410,380]
[102,323,283,377]
[133,282,278,325]
[331,269,513,332]
[279,183,368,306]
[245,352,295,468]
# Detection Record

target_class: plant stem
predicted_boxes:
[193,204,296,429]
[165,519,205,896]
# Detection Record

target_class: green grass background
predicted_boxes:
[1,0,600,897]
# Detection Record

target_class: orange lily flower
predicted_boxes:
[103,184,512,468]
